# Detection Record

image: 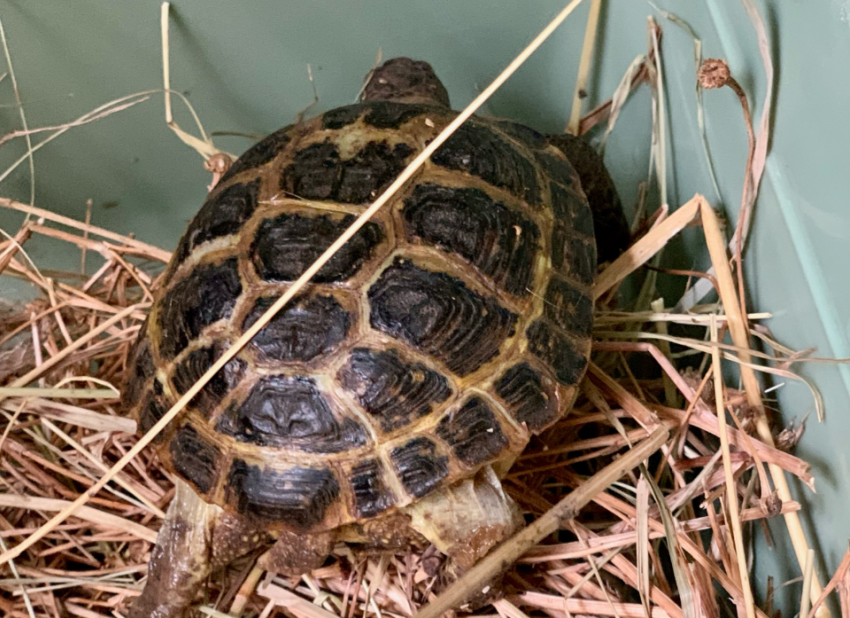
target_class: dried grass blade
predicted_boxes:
[0,495,156,543]
[0,304,142,407]
[513,591,671,618]
[635,474,651,617]
[257,577,340,618]
[650,5,721,204]
[0,198,171,263]
[587,362,658,430]
[709,317,754,618]
[701,203,826,607]
[652,404,812,488]
[414,427,669,618]
[599,54,646,153]
[39,418,165,518]
[566,0,603,134]
[593,195,703,300]
[0,388,117,399]
[807,544,850,618]
[640,465,696,618]
[0,18,35,208]
[737,0,773,239]
[520,501,800,563]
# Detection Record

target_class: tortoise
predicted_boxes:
[123,57,628,618]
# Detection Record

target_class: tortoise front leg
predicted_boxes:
[130,480,269,618]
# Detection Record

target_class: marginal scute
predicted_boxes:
[526,320,588,385]
[243,294,350,363]
[369,259,516,375]
[337,348,451,433]
[227,461,340,528]
[322,105,364,130]
[551,225,597,285]
[220,126,294,182]
[157,258,242,360]
[170,345,246,412]
[216,376,368,452]
[544,277,593,338]
[281,140,413,204]
[174,181,260,264]
[492,119,547,149]
[322,102,433,130]
[349,459,396,518]
[535,150,576,186]
[550,182,595,237]
[402,184,540,296]
[363,101,434,129]
[251,213,384,283]
[169,425,220,494]
[390,437,449,498]
[123,332,154,408]
[495,363,559,431]
[137,391,167,441]
[435,397,508,467]
[431,122,541,204]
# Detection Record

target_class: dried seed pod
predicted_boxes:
[698,58,731,89]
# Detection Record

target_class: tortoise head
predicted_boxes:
[361,57,450,108]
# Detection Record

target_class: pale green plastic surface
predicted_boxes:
[1,0,848,608]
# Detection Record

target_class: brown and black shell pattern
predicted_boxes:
[124,100,597,533]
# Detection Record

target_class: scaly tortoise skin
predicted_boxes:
[124,57,623,618]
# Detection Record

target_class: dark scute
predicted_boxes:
[550,182,595,237]
[251,213,383,283]
[544,277,593,338]
[338,141,414,204]
[435,397,508,467]
[547,134,630,263]
[349,459,396,518]
[123,332,154,409]
[390,437,449,498]
[243,294,350,363]
[369,259,517,375]
[227,461,340,528]
[281,140,414,204]
[495,363,559,431]
[493,119,547,149]
[171,345,246,412]
[138,392,168,442]
[338,348,451,432]
[551,226,597,286]
[280,142,339,201]
[364,102,433,129]
[220,126,294,182]
[402,184,540,296]
[322,105,364,130]
[174,181,259,263]
[217,376,367,453]
[323,101,433,131]
[526,320,588,385]
[158,259,242,359]
[431,123,541,203]
[170,425,220,494]
[535,151,576,185]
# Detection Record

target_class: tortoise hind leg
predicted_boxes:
[130,480,270,618]
[403,466,523,604]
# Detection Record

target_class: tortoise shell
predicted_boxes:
[124,94,596,533]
